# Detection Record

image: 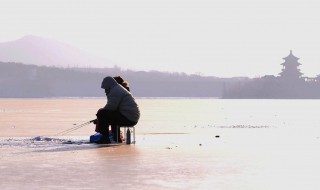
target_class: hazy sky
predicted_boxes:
[1,0,320,77]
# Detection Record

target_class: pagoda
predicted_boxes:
[279,50,303,80]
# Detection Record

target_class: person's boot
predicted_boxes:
[111,125,122,143]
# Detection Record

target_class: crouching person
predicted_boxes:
[95,76,140,144]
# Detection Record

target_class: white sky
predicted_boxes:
[1,0,320,77]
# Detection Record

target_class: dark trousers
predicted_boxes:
[96,109,136,139]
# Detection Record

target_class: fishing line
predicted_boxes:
[55,122,89,136]
[54,119,96,136]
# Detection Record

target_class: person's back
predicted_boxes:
[115,88,140,123]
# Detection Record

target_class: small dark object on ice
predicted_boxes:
[63,140,73,144]
[199,144,202,146]
[215,135,220,138]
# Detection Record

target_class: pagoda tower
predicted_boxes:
[279,50,303,80]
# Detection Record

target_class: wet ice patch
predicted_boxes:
[0,136,91,150]
[33,136,54,141]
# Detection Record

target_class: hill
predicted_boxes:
[0,35,108,68]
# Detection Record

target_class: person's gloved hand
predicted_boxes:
[91,119,98,124]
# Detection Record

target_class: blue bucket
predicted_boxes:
[90,133,103,143]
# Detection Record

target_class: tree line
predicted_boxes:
[0,62,233,98]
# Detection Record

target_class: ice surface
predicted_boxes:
[1,99,320,189]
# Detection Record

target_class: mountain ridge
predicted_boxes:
[0,35,109,68]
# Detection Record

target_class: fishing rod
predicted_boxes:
[54,119,96,136]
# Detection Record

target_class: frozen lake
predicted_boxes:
[1,98,320,189]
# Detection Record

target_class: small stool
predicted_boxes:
[116,125,136,144]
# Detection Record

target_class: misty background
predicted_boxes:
[2,0,320,77]
[1,1,320,98]
[1,35,320,98]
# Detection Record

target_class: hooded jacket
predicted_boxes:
[101,76,140,123]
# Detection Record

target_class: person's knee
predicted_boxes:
[96,108,107,118]
[97,109,119,122]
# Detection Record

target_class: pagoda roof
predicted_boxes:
[281,50,301,65]
[283,50,299,61]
